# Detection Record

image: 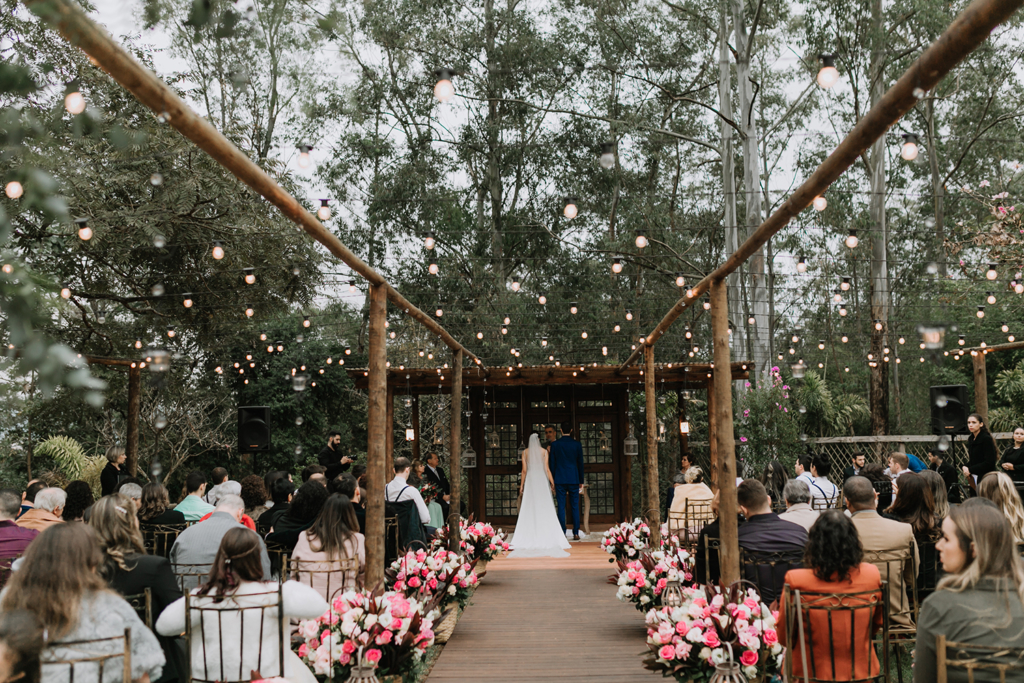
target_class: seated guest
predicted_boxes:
[669,467,714,512]
[203,467,234,506]
[846,476,918,629]
[240,475,269,522]
[667,468,714,540]
[888,471,942,601]
[62,481,94,522]
[329,474,365,532]
[887,451,912,480]
[736,479,807,605]
[291,494,365,598]
[351,464,368,501]
[693,490,744,587]
[920,469,950,526]
[999,426,1024,488]
[977,472,1024,543]
[780,510,884,681]
[0,489,38,562]
[138,483,186,526]
[778,479,819,532]
[171,495,270,588]
[386,457,434,533]
[663,454,693,520]
[759,460,789,507]
[114,477,144,494]
[842,451,867,482]
[17,481,45,519]
[301,464,327,484]
[262,471,289,509]
[266,481,330,551]
[407,460,426,488]
[257,478,295,535]
[120,483,143,504]
[1,524,165,683]
[807,453,839,508]
[928,448,962,503]
[15,488,65,533]
[90,494,184,682]
[794,454,814,489]
[100,446,126,497]
[0,610,44,683]
[861,462,893,511]
[157,528,328,683]
[173,471,215,522]
[913,500,1024,682]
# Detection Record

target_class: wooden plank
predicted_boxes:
[710,278,739,586]
[973,351,988,423]
[126,364,140,476]
[448,349,463,553]
[365,283,387,587]
[427,544,649,682]
[808,434,1016,443]
[644,346,660,546]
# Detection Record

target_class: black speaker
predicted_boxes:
[238,406,271,452]
[930,385,969,436]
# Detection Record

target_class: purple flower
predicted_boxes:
[740,437,747,442]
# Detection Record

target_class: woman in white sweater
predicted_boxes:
[156,528,327,683]
[290,494,365,600]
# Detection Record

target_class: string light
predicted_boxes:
[599,142,616,169]
[901,133,920,161]
[977,305,986,318]
[841,334,849,343]
[538,292,547,305]
[625,310,633,321]
[503,314,511,325]
[674,273,686,287]
[541,337,548,347]
[796,256,808,273]
[986,263,998,280]
[818,340,825,350]
[182,294,193,308]
[845,230,859,248]
[167,326,176,338]
[245,304,255,317]
[4,181,23,199]
[348,281,357,293]
[60,285,71,299]
[817,54,840,88]
[840,276,851,291]
[211,241,225,260]
[243,268,255,285]
[435,307,443,317]
[1002,322,1009,333]
[75,218,92,241]
[477,332,483,339]
[702,298,711,310]
[812,195,827,211]
[260,331,268,341]
[434,69,455,102]
[634,229,648,249]
[511,274,521,292]
[303,316,311,328]
[959,334,966,346]
[563,197,578,219]
[317,199,331,220]
[297,142,313,169]
[987,291,997,305]
[570,302,578,314]
[64,81,85,114]
[748,315,756,325]
[428,261,439,275]
[839,305,848,316]
[611,257,623,274]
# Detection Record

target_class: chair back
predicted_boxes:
[141,523,188,558]
[264,541,291,580]
[667,500,714,548]
[862,543,918,630]
[811,493,839,511]
[385,500,427,553]
[871,480,893,511]
[185,583,285,683]
[936,634,1024,683]
[172,563,213,592]
[783,585,888,683]
[0,556,18,588]
[700,535,722,587]
[123,587,153,629]
[739,547,804,606]
[915,538,942,604]
[42,627,132,683]
[384,514,401,566]
[287,556,359,601]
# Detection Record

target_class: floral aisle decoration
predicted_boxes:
[294,588,438,681]
[418,480,443,504]
[608,547,695,612]
[600,518,651,563]
[641,583,782,682]
[430,518,510,564]
[385,548,479,611]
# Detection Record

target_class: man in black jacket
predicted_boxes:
[423,451,451,521]
[842,451,867,483]
[318,430,354,479]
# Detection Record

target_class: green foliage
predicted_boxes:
[735,367,805,473]
[795,371,870,437]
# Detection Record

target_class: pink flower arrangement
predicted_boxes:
[430,519,510,563]
[611,547,694,612]
[600,519,650,563]
[294,589,438,680]
[641,584,782,681]
[386,548,479,610]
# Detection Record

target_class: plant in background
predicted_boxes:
[795,371,869,437]
[735,367,804,473]
[32,435,104,494]
[990,358,1024,431]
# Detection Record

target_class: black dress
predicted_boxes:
[140,508,187,526]
[1000,445,1024,484]
[966,431,998,480]
[100,462,122,497]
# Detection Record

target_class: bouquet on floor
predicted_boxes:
[609,547,695,612]
[294,588,439,681]
[418,481,443,504]
[600,518,651,563]
[385,547,479,610]
[459,520,510,562]
[642,583,782,682]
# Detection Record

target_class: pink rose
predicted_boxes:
[675,621,690,635]
[342,641,356,655]
[408,576,421,588]
[675,641,692,659]
[762,628,778,645]
[365,649,382,664]
[339,652,351,665]
[298,643,308,658]
[659,645,676,660]
[743,597,759,610]
[740,650,758,667]
[391,618,403,630]
[657,578,667,590]
[703,630,720,648]
[428,578,438,590]
[375,630,393,645]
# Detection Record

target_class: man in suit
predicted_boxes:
[736,479,807,605]
[171,494,271,589]
[548,421,584,540]
[845,476,918,629]
[423,451,451,521]
[842,451,866,482]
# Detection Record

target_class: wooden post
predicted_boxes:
[126,364,141,476]
[448,351,463,554]
[710,278,739,586]
[973,351,988,423]
[411,397,421,463]
[707,384,718,490]
[644,346,661,547]
[386,385,395,475]
[365,283,387,588]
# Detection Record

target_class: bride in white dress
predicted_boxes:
[508,433,572,558]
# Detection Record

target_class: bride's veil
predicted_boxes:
[525,433,546,485]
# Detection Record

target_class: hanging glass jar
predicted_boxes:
[624,426,639,457]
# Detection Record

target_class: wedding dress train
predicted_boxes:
[508,434,572,558]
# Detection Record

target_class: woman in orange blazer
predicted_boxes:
[779,510,884,681]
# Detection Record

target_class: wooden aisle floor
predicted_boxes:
[427,542,652,682]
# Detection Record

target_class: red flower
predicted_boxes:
[740,650,758,667]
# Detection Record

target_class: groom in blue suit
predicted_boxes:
[548,421,585,540]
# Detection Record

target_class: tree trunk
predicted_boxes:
[484,0,503,267]
[926,97,947,276]
[868,0,890,437]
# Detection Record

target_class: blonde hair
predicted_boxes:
[938,501,1024,607]
[978,472,1024,543]
[919,469,950,520]
[684,466,704,484]
[88,494,146,572]
[105,445,125,464]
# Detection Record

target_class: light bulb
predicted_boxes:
[60,286,71,299]
[260,331,267,341]
[134,338,143,349]
[959,335,966,345]
[602,346,608,356]
[874,320,883,331]
[348,280,357,293]
[538,293,547,305]
[563,198,578,219]
[428,262,438,275]
[635,231,648,249]
[541,337,548,347]
[297,143,313,169]
[75,218,92,241]
[245,305,254,317]
[570,302,578,314]
[797,256,807,273]
[817,54,840,89]
[839,306,848,317]
[503,314,511,325]
[702,299,711,310]
[1002,323,1009,333]
[977,306,986,318]
[167,326,176,338]
[5,181,23,199]
[986,263,998,280]
[317,199,331,220]
[840,277,851,291]
[812,196,827,211]
[818,340,825,350]
[899,336,905,344]
[901,133,919,161]
[436,308,443,317]
[834,289,843,303]
[212,242,225,259]
[303,316,311,328]
[987,292,997,305]
[748,315,756,325]
[841,334,849,343]
[434,69,455,102]
[611,257,623,274]
[511,275,521,292]
[625,310,633,321]
[183,295,193,308]
[267,345,274,353]
[846,230,859,248]
[581,331,588,339]
[64,90,85,114]
[1016,283,1024,295]
[477,332,483,339]
[424,232,435,250]
[244,268,255,285]
[501,326,508,335]
[675,273,686,287]
[614,324,621,332]
[599,142,616,170]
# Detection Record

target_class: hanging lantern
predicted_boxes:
[345,647,380,683]
[486,426,500,450]
[791,360,807,379]
[405,424,415,441]
[662,579,685,608]
[624,426,639,457]
[657,420,666,443]
[917,323,947,350]
[462,444,477,469]
[679,419,690,435]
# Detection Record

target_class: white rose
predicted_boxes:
[744,665,758,678]
[640,595,650,604]
[710,648,727,665]
[448,584,457,596]
[698,647,712,661]
[363,614,378,628]
[686,627,703,643]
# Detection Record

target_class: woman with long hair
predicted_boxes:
[0,524,164,683]
[978,472,1024,543]
[886,472,939,541]
[0,611,45,683]
[759,459,789,507]
[779,510,884,681]
[919,469,950,523]
[137,483,185,526]
[999,426,1024,486]
[913,500,1024,681]
[89,494,183,683]
[963,412,998,489]
[290,494,365,599]
[155,528,327,683]
[62,481,94,522]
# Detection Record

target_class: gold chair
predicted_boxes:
[42,627,132,683]
[287,556,360,601]
[123,587,153,630]
[171,562,212,593]
[936,634,1024,683]
[140,523,188,558]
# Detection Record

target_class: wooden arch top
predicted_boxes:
[348,361,750,394]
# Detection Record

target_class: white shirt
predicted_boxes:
[807,476,839,507]
[386,474,431,524]
[796,471,814,488]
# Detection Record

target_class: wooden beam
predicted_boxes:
[710,279,739,586]
[966,340,1024,353]
[365,283,387,587]
[448,349,463,554]
[973,351,988,423]
[25,0,482,367]
[644,346,661,547]
[126,365,141,476]
[617,0,1024,372]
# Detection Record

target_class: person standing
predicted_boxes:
[318,430,354,480]
[423,451,451,521]
[963,412,998,491]
[100,446,127,497]
[999,426,1024,489]
[548,421,584,541]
